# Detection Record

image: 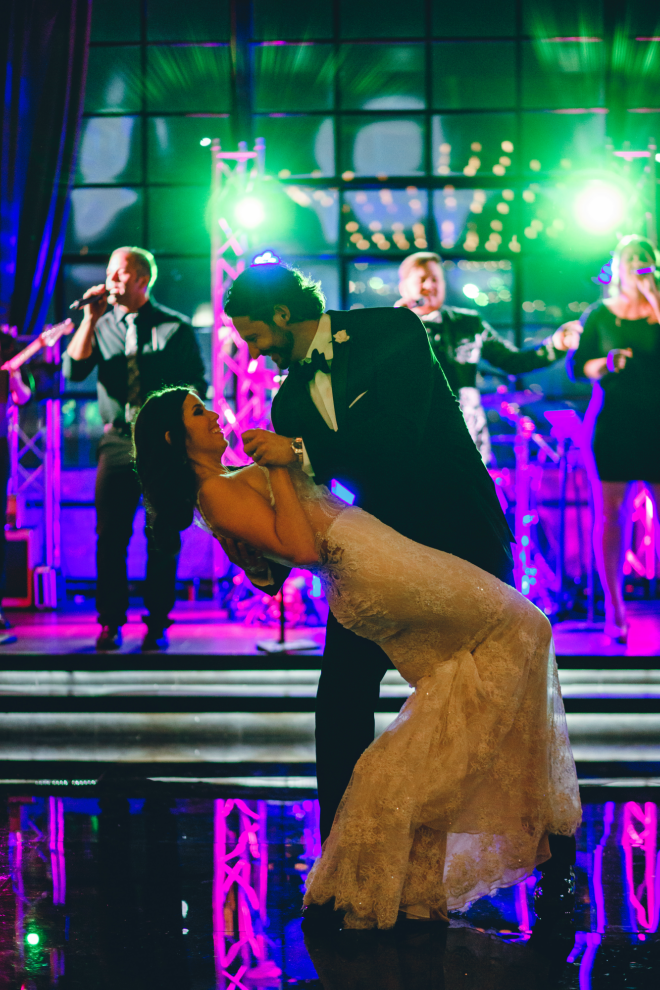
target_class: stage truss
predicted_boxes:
[210,137,278,464]
[6,335,61,607]
[207,140,326,629]
[205,142,659,626]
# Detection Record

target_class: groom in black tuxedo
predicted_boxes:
[224,263,514,847]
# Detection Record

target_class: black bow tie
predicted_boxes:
[291,349,331,383]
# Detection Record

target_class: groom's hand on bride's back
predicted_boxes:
[218,535,269,576]
[242,429,296,466]
[218,535,288,596]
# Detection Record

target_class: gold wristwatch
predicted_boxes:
[290,437,304,462]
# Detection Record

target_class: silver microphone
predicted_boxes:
[69,288,109,311]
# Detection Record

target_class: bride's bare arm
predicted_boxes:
[198,469,318,565]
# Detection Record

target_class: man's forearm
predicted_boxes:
[482,336,556,375]
[66,317,97,360]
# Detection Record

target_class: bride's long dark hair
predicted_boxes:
[133,386,198,553]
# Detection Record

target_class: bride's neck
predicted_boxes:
[189,451,227,486]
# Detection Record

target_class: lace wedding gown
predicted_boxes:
[198,466,581,931]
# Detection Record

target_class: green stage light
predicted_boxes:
[26,932,40,946]
[235,196,265,229]
[574,181,626,235]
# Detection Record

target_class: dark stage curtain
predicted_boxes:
[0,0,91,335]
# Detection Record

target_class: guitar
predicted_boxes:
[1,319,75,373]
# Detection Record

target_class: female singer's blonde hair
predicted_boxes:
[609,234,660,295]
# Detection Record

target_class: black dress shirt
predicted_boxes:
[424,306,559,393]
[62,297,207,427]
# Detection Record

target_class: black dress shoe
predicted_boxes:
[529,866,576,949]
[96,625,122,651]
[141,628,169,652]
[301,902,344,933]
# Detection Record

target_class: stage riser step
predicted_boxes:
[1,696,660,713]
[1,668,659,712]
[1,654,658,670]
[0,712,659,765]
[2,667,658,689]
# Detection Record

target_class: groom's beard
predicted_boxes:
[261,328,295,369]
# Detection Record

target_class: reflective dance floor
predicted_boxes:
[1,599,658,987]
[0,786,658,989]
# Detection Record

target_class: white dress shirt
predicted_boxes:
[296,312,337,477]
[250,313,337,587]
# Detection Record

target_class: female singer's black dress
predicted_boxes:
[570,303,660,482]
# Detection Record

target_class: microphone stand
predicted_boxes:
[257,585,318,654]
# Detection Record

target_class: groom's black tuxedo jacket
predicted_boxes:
[271,306,514,580]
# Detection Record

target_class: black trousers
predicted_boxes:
[316,610,391,843]
[95,456,177,628]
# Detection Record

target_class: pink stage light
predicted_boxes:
[622,486,657,581]
[593,801,615,932]
[514,878,531,936]
[48,796,65,906]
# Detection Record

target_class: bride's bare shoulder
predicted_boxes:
[198,465,269,502]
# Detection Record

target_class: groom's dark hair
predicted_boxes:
[225,263,325,324]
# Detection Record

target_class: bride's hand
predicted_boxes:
[242,428,298,466]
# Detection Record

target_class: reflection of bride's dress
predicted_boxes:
[199,467,582,931]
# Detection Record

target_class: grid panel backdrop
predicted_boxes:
[60,0,660,416]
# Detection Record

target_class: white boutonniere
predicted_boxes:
[333,330,350,343]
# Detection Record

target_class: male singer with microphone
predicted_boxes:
[63,247,207,651]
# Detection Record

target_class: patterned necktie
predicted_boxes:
[124,312,140,423]
[291,348,331,383]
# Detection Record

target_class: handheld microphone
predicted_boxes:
[69,288,109,311]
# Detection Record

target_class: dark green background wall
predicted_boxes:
[59,0,660,416]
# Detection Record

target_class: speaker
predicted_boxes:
[3,528,36,607]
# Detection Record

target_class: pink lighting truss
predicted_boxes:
[209,138,278,466]
[207,141,325,626]
[212,798,281,990]
[7,333,62,606]
[621,801,659,934]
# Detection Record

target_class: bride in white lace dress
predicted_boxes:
[134,388,582,932]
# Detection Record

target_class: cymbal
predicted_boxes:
[480,390,543,409]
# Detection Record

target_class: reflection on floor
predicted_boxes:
[1,599,658,986]
[1,787,658,989]
[1,599,659,656]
